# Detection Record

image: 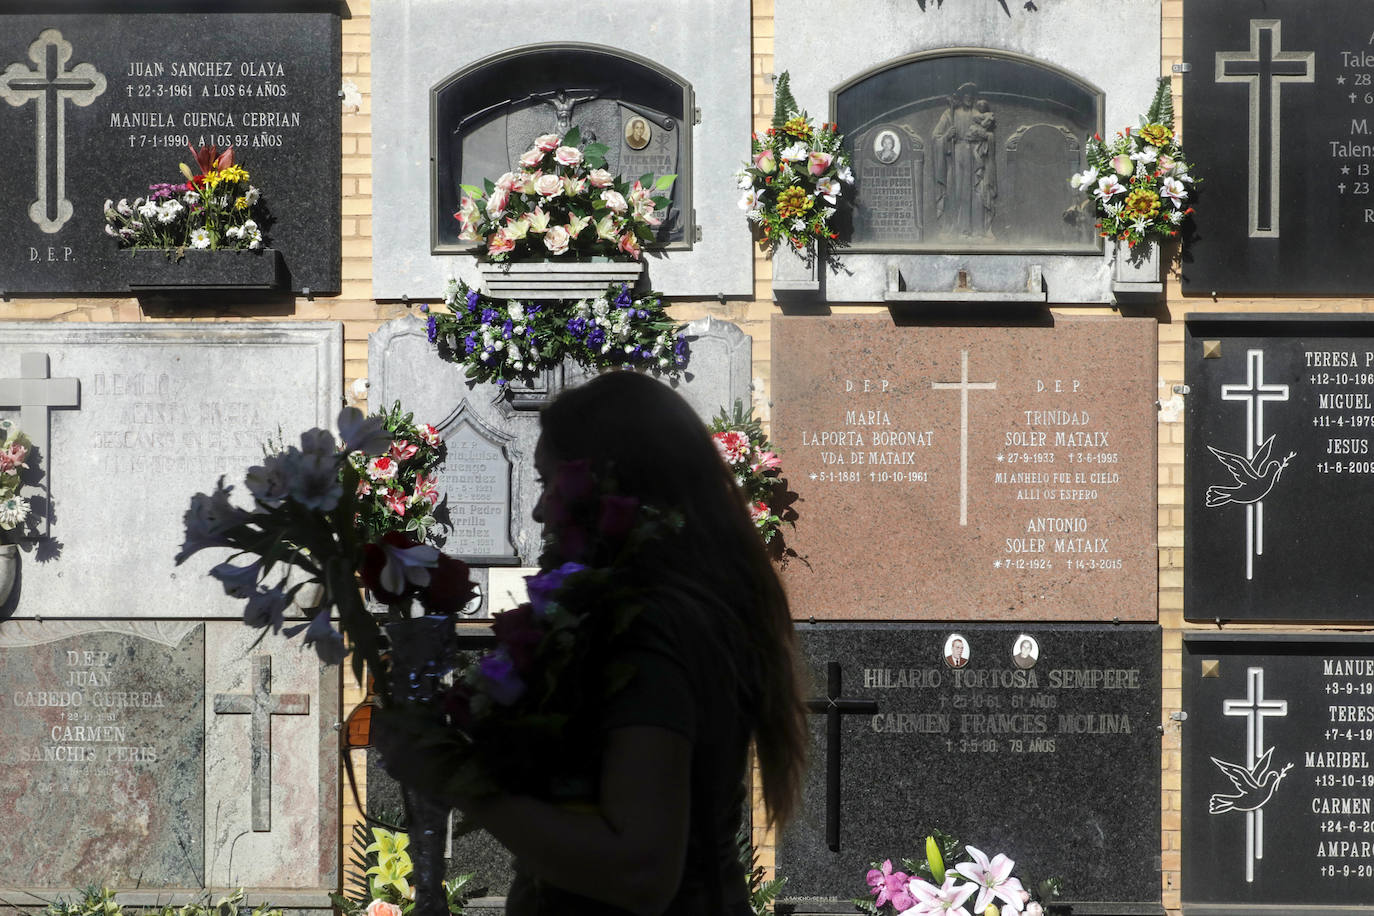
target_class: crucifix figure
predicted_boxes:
[213,656,311,832]
[0,352,80,537]
[1215,19,1314,238]
[0,29,106,233]
[932,350,997,526]
[1222,666,1287,883]
[1220,349,1289,579]
[805,661,878,851]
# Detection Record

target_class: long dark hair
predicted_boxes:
[538,371,807,826]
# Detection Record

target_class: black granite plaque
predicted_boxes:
[1185,315,1374,621]
[1182,1,1374,295]
[777,622,1162,915]
[1182,634,1374,914]
[0,10,340,294]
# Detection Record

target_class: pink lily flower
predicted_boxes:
[953,846,1026,914]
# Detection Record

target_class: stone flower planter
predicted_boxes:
[124,248,285,292]
[1111,239,1163,296]
[0,543,17,605]
[478,260,643,300]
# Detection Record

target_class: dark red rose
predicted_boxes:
[443,680,476,731]
[597,493,640,540]
[490,601,543,672]
[420,553,476,613]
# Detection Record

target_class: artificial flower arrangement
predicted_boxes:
[333,825,475,916]
[424,280,689,386]
[376,458,683,811]
[454,126,674,262]
[0,418,32,533]
[350,402,445,544]
[709,400,785,544]
[178,405,475,696]
[740,71,854,260]
[858,830,1064,916]
[43,887,280,916]
[1069,78,1196,248]
[102,144,267,253]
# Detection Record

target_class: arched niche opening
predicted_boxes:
[833,49,1103,253]
[431,43,694,253]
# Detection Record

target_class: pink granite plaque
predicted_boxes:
[772,315,1157,621]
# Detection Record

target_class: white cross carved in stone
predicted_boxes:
[932,349,997,526]
[213,656,310,832]
[1222,666,1288,883]
[1221,349,1289,579]
[0,29,106,233]
[0,352,80,536]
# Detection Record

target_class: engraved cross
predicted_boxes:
[0,352,80,537]
[1220,349,1289,579]
[804,661,878,852]
[1222,667,1287,883]
[932,350,997,526]
[0,29,106,233]
[213,656,310,832]
[1215,20,1314,238]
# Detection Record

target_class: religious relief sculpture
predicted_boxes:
[932,83,997,239]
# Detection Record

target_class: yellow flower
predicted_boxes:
[783,115,811,139]
[218,165,250,183]
[1139,123,1172,148]
[235,197,249,210]
[775,185,814,220]
[1122,187,1161,220]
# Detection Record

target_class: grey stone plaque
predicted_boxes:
[371,0,753,299]
[435,48,689,249]
[778,622,1162,915]
[837,52,1097,252]
[774,0,1162,303]
[0,323,341,619]
[435,410,517,563]
[0,621,205,888]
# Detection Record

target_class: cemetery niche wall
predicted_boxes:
[371,0,753,299]
[774,0,1161,304]
[0,6,341,295]
[1184,314,1374,622]
[836,51,1099,253]
[0,323,342,905]
[432,43,691,250]
[1182,0,1374,296]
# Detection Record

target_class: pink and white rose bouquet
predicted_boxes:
[708,400,788,544]
[0,419,32,534]
[453,126,674,263]
[348,401,445,544]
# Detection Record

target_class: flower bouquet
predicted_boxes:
[372,459,682,813]
[0,419,32,534]
[709,400,785,543]
[424,280,688,386]
[103,144,268,253]
[857,830,1064,916]
[177,405,474,696]
[740,71,853,261]
[332,825,475,916]
[350,402,445,544]
[454,127,674,263]
[1069,78,1196,248]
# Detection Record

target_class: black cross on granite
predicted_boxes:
[213,656,310,832]
[1216,19,1314,236]
[0,352,80,536]
[805,660,878,852]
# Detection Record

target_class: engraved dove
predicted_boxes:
[1205,435,1296,508]
[1208,747,1293,814]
